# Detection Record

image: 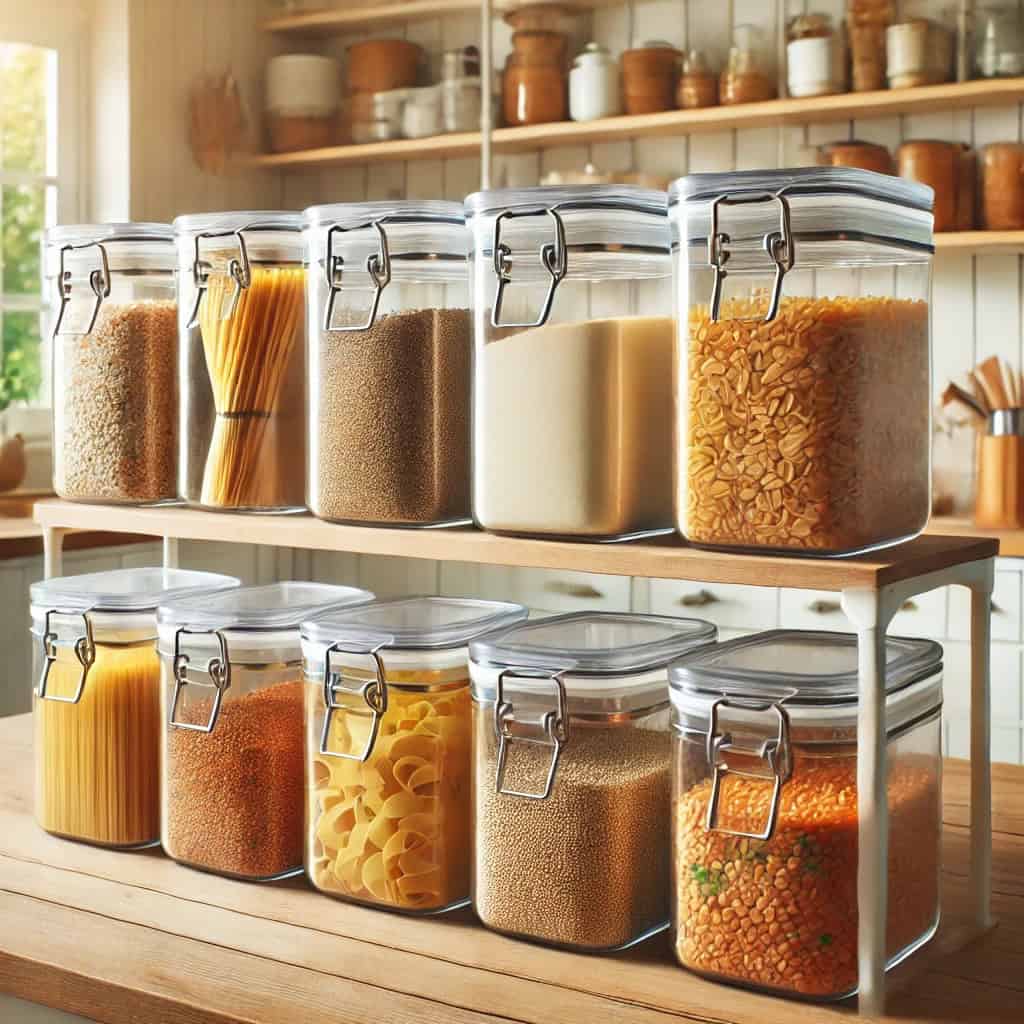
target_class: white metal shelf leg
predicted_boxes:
[968,562,995,930]
[42,527,67,580]
[163,536,179,570]
[842,586,897,1017]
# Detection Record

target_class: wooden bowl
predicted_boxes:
[346,39,422,95]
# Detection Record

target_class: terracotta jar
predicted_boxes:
[621,42,679,114]
[898,140,975,232]
[981,143,1024,230]
[503,30,567,126]
[819,140,894,175]
[676,50,718,109]
[346,39,422,95]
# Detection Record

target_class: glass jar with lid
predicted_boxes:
[305,201,471,526]
[175,212,306,513]
[720,24,776,105]
[302,596,527,913]
[158,581,373,880]
[670,167,933,556]
[31,567,239,848]
[47,223,178,505]
[677,50,718,109]
[669,629,943,1000]
[466,185,675,539]
[469,611,717,951]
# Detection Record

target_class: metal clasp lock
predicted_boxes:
[323,220,392,332]
[493,669,568,800]
[491,207,567,329]
[37,609,96,704]
[708,191,794,323]
[185,229,252,328]
[705,697,792,840]
[169,628,231,733]
[319,643,388,761]
[53,241,111,337]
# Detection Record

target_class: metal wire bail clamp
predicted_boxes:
[708,190,795,323]
[53,241,112,337]
[185,228,252,328]
[323,220,392,332]
[490,206,567,329]
[37,608,96,704]
[493,669,569,800]
[318,643,389,761]
[169,627,232,733]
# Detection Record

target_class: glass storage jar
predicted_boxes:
[467,185,675,539]
[469,611,717,952]
[302,596,527,913]
[158,581,373,880]
[669,629,943,1000]
[670,167,933,556]
[720,24,776,105]
[31,567,239,848]
[175,212,306,513]
[677,50,718,109]
[47,223,178,505]
[305,201,471,526]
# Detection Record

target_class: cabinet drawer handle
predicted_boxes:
[991,600,1003,615]
[900,599,918,612]
[544,581,604,599]
[679,589,720,608]
[808,599,841,614]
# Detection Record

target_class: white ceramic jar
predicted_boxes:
[569,43,621,121]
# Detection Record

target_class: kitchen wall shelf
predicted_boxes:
[0,712,1014,1024]
[934,231,1024,252]
[929,515,1024,556]
[248,77,1024,170]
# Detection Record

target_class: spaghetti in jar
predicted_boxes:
[669,630,943,1001]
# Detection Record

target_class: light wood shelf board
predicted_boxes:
[248,78,1024,170]
[934,230,1024,252]
[928,515,1024,558]
[0,712,1013,1024]
[33,500,997,591]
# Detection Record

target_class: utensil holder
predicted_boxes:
[975,409,1024,528]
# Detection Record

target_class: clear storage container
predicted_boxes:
[305,202,472,526]
[175,212,306,513]
[670,168,933,556]
[303,596,527,913]
[158,581,373,880]
[31,568,239,848]
[47,223,178,504]
[669,630,943,1000]
[467,186,676,539]
[469,611,717,951]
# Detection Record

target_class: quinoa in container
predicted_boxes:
[669,630,943,1000]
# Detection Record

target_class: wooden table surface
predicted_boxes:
[0,715,1020,1023]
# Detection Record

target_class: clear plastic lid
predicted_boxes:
[45,222,175,276]
[669,167,934,269]
[669,629,943,735]
[470,612,717,713]
[173,211,304,266]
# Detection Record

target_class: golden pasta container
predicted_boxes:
[157,582,373,881]
[670,167,934,556]
[468,611,717,952]
[174,212,306,513]
[31,567,240,849]
[668,630,943,1001]
[302,596,527,914]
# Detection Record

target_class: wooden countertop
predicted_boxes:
[927,516,1024,559]
[0,713,1019,1024]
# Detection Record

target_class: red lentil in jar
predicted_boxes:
[668,630,944,1000]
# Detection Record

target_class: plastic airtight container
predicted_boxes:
[303,596,526,913]
[466,185,675,540]
[670,168,934,556]
[305,202,472,526]
[669,630,943,1000]
[469,611,717,951]
[31,568,239,848]
[158,581,373,880]
[175,212,306,513]
[47,223,178,505]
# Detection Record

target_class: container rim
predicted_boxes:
[172,210,303,234]
[464,184,667,219]
[46,222,173,245]
[304,200,465,228]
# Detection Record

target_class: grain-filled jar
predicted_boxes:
[671,167,933,556]
[720,24,776,105]
[305,201,471,526]
[470,611,717,951]
[48,223,178,504]
[669,630,943,1000]
[175,212,306,512]
[467,185,675,539]
[158,582,373,880]
[897,141,976,232]
[677,50,718,109]
[981,142,1024,230]
[303,596,527,913]
[32,568,239,848]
